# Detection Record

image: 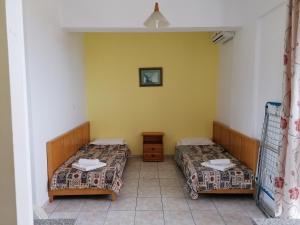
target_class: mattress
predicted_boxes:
[50,144,130,194]
[175,144,254,199]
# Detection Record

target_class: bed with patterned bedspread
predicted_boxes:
[50,144,130,194]
[175,144,254,199]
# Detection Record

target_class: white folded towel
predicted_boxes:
[209,159,231,165]
[72,161,106,171]
[78,158,100,166]
[201,161,236,172]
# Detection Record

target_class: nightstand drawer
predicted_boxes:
[143,144,163,153]
[142,132,164,162]
[143,152,162,161]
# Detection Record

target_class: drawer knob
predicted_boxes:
[152,148,155,150]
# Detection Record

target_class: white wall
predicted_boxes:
[217,40,233,126]
[5,0,34,223]
[59,0,247,31]
[253,3,286,137]
[23,0,87,206]
[217,0,287,138]
[1,0,33,224]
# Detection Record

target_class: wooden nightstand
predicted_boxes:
[142,132,164,162]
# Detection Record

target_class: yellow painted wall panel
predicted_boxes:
[84,33,218,155]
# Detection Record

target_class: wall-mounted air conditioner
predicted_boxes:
[211,31,235,44]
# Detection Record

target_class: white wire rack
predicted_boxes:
[256,102,282,217]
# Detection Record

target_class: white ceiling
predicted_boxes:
[59,0,251,32]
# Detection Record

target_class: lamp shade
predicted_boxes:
[144,2,170,28]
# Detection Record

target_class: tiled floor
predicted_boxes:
[44,157,266,225]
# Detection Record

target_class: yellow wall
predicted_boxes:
[84,33,219,155]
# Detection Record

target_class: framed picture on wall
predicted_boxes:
[139,67,163,87]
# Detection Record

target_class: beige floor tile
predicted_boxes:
[158,170,179,178]
[46,157,263,225]
[221,210,252,225]
[140,165,158,171]
[187,197,216,211]
[75,211,107,225]
[50,212,79,219]
[54,199,83,212]
[136,197,162,210]
[43,200,61,215]
[247,207,266,219]
[213,197,242,212]
[125,164,141,171]
[139,178,160,187]
[123,178,139,188]
[123,170,140,179]
[141,165,158,170]
[135,211,164,225]
[140,167,158,178]
[140,166,157,172]
[238,198,260,211]
[162,197,189,211]
[191,210,224,225]
[164,211,195,225]
[104,210,135,225]
[158,165,177,171]
[80,199,111,212]
[138,186,161,197]
[124,165,139,171]
[126,159,141,165]
[141,162,158,167]
[124,166,140,172]
[160,186,185,198]
[159,178,181,187]
[126,160,141,166]
[140,171,159,179]
[127,157,142,166]
[140,167,158,171]
[119,185,138,197]
[110,197,137,210]
[158,163,175,168]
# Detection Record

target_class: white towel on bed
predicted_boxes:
[72,161,106,171]
[201,161,236,172]
[78,158,100,165]
[209,159,231,165]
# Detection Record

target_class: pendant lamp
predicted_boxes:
[144,2,170,28]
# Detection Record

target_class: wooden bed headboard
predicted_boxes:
[47,122,90,186]
[213,121,259,172]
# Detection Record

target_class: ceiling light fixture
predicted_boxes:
[144,2,170,29]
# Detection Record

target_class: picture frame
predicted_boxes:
[139,67,163,87]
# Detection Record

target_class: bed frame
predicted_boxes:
[198,121,260,195]
[47,122,117,202]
